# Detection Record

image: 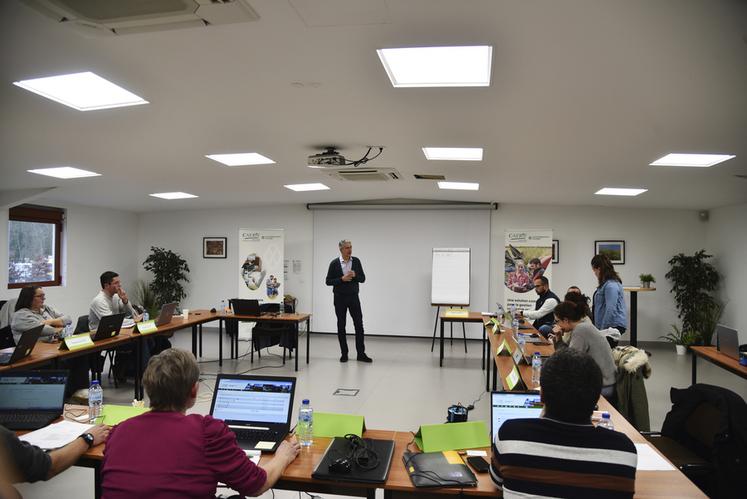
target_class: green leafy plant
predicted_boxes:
[132,279,159,319]
[142,246,190,308]
[665,250,720,343]
[639,273,655,284]
[659,324,698,346]
[695,300,724,347]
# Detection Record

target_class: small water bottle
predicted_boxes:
[517,332,526,351]
[221,299,227,314]
[531,352,542,386]
[297,399,313,447]
[280,300,285,314]
[598,412,614,430]
[510,306,519,331]
[142,310,149,322]
[89,380,103,422]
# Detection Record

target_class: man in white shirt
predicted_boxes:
[519,276,559,336]
[89,271,140,330]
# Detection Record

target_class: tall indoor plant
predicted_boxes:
[143,246,190,308]
[665,250,720,345]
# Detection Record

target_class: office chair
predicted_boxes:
[643,384,747,498]
[251,301,296,364]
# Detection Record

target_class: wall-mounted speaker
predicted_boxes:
[698,210,709,222]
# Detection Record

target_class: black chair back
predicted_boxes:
[0,325,15,349]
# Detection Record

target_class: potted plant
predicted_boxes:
[660,325,697,355]
[639,274,656,288]
[665,250,720,344]
[142,246,190,309]
[132,279,159,319]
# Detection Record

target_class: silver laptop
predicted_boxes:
[155,302,177,326]
[716,324,739,360]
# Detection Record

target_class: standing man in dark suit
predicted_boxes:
[326,240,372,363]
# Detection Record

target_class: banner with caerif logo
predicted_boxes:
[238,229,284,304]
[504,230,553,312]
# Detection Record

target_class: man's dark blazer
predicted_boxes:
[326,257,366,295]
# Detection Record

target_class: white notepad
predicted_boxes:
[19,420,94,450]
[634,443,676,471]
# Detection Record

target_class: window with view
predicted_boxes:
[8,204,64,288]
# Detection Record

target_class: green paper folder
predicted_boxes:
[99,404,150,426]
[413,421,490,453]
[313,412,366,437]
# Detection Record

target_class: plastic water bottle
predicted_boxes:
[221,299,227,314]
[598,412,615,430]
[89,380,103,422]
[531,353,542,386]
[511,306,519,331]
[142,310,149,322]
[280,300,285,314]
[297,399,313,447]
[63,318,73,338]
[517,332,526,352]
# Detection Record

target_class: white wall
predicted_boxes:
[706,202,747,343]
[1,201,139,320]
[136,205,313,313]
[489,204,708,342]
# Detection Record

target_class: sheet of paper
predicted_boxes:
[19,420,94,450]
[244,449,261,464]
[634,443,676,471]
[465,449,487,457]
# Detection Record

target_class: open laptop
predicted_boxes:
[155,302,177,326]
[91,313,125,341]
[0,325,43,365]
[716,324,739,360]
[490,391,544,442]
[231,299,261,316]
[209,374,296,453]
[0,370,68,430]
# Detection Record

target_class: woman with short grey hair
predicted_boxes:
[101,349,300,497]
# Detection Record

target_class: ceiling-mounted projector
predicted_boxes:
[307,146,384,168]
[307,148,347,167]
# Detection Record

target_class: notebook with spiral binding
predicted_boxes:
[403,450,478,488]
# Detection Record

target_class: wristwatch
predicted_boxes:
[79,432,95,448]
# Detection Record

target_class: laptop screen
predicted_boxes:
[211,376,294,425]
[0,372,67,411]
[490,392,544,442]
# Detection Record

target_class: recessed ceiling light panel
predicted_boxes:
[650,153,735,168]
[595,188,648,196]
[284,183,330,192]
[149,192,198,200]
[377,46,492,87]
[205,153,276,166]
[27,167,101,179]
[13,72,148,111]
[422,147,483,161]
[438,181,480,191]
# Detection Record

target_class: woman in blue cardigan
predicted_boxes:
[591,254,627,337]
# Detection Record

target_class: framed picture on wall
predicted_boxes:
[552,240,559,264]
[595,240,625,264]
[203,237,227,259]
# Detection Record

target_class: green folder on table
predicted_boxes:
[99,404,150,425]
[312,412,366,437]
[413,421,490,453]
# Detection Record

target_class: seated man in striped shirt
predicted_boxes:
[490,348,637,498]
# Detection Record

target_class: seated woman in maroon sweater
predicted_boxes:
[101,348,300,498]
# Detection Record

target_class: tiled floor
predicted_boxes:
[15,331,747,498]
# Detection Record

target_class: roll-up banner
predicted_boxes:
[238,229,284,304]
[504,230,553,312]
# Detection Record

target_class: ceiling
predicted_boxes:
[1,0,745,213]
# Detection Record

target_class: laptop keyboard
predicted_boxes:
[232,428,278,442]
[0,412,55,426]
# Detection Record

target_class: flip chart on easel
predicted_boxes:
[431,248,470,306]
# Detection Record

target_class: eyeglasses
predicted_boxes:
[34,294,45,299]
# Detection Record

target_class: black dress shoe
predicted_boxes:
[357,354,373,363]
[340,355,348,363]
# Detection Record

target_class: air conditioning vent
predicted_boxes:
[22,0,259,35]
[414,174,446,180]
[326,168,402,182]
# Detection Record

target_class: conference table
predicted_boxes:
[486,321,705,498]
[690,345,747,385]
[215,311,312,371]
[437,311,486,367]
